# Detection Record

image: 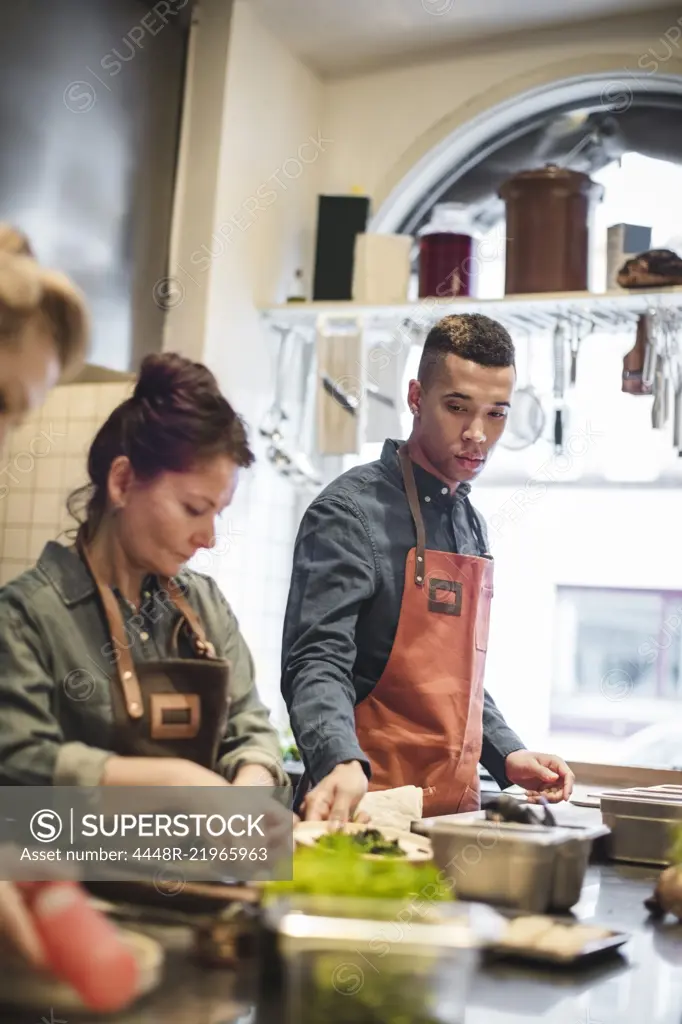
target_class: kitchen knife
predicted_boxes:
[552,321,567,455]
[553,321,566,400]
[554,409,563,453]
[652,355,666,429]
[322,374,396,415]
[643,314,657,390]
[674,378,682,454]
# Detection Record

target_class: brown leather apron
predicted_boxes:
[354,446,494,817]
[80,543,231,770]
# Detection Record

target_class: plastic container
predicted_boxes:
[261,895,493,1024]
[423,817,609,913]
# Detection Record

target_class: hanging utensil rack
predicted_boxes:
[260,286,682,338]
[260,289,682,475]
[258,325,322,490]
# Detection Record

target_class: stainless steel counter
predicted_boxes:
[2,862,679,1024]
[467,862,682,1024]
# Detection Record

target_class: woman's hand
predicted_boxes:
[0,879,138,1012]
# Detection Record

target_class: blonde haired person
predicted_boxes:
[0,225,139,1012]
[0,225,87,439]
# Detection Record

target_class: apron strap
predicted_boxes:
[160,578,217,659]
[398,445,427,587]
[399,446,492,570]
[78,545,145,721]
[77,538,214,721]
[464,498,491,559]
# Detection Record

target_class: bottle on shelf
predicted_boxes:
[286,268,306,303]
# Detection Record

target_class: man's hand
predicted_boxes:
[301,761,368,823]
[504,750,574,803]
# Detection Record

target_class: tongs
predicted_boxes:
[484,794,556,827]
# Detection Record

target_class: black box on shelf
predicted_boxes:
[312,194,370,300]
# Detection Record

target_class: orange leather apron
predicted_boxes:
[354,446,494,816]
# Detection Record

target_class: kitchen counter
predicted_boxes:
[3,862,679,1024]
[467,862,682,1024]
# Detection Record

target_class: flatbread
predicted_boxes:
[294,821,433,862]
[500,915,553,948]
[500,917,612,957]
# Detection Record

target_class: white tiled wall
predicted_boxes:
[0,379,300,726]
[188,441,300,727]
[0,381,133,586]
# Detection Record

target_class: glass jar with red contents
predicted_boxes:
[417,205,475,298]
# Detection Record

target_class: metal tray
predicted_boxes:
[601,785,682,805]
[600,785,682,865]
[484,912,630,966]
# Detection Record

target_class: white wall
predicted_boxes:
[318,9,682,203]
[165,0,324,723]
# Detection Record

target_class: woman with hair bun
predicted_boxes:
[0,349,286,791]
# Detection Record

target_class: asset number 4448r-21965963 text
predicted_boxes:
[132,848,269,861]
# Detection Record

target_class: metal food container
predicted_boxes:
[600,785,682,866]
[422,815,609,913]
[261,896,497,1024]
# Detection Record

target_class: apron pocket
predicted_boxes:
[475,584,493,652]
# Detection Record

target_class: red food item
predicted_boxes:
[18,882,139,1012]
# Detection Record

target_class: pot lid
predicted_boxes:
[499,163,603,197]
[418,201,475,237]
